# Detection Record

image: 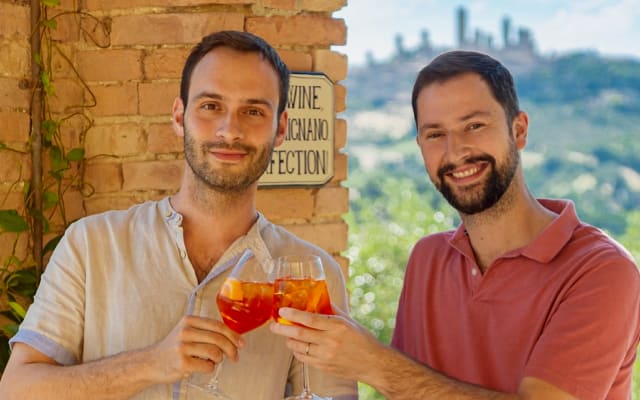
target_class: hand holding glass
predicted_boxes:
[271,254,334,400]
[187,250,273,399]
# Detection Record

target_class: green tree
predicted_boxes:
[345,174,455,398]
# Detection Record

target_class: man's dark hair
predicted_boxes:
[411,50,520,124]
[180,30,290,115]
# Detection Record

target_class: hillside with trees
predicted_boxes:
[343,49,640,398]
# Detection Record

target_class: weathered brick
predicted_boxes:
[111,13,245,46]
[0,152,30,183]
[0,110,30,143]
[84,162,123,193]
[88,83,138,117]
[313,49,347,82]
[314,186,348,217]
[48,12,80,43]
[335,118,346,150]
[0,78,30,109]
[84,194,138,214]
[0,39,30,78]
[139,81,180,116]
[299,0,346,12]
[0,191,25,210]
[283,220,347,253]
[144,48,190,80]
[0,233,28,264]
[122,160,183,191]
[48,78,85,114]
[246,16,346,46]
[85,123,145,158]
[277,49,312,72]
[147,123,182,154]
[256,188,314,220]
[77,49,143,82]
[50,44,78,79]
[85,0,254,10]
[330,151,347,183]
[0,3,30,39]
[334,83,345,112]
[262,0,296,10]
[59,114,90,150]
[62,189,86,223]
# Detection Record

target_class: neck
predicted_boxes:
[171,170,259,281]
[460,174,557,271]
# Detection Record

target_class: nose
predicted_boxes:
[445,132,471,163]
[216,112,243,141]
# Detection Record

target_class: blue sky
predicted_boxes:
[334,0,640,65]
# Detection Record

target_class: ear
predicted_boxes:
[172,97,185,138]
[274,111,288,147]
[512,111,529,150]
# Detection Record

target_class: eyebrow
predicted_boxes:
[419,110,492,131]
[191,91,274,108]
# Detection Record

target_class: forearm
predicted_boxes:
[366,346,518,400]
[0,346,163,400]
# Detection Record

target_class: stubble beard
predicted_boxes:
[183,126,276,195]
[435,139,520,215]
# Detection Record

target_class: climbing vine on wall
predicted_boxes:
[0,0,108,370]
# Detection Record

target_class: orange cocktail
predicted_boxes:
[216,277,274,334]
[272,277,333,325]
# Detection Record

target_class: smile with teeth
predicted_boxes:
[451,166,481,179]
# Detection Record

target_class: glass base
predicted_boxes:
[284,394,331,400]
[185,379,233,400]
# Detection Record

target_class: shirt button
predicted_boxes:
[471,268,478,276]
[179,249,187,259]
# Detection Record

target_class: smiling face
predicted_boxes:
[415,72,527,215]
[172,47,286,194]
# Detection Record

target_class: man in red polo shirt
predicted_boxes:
[271,51,640,399]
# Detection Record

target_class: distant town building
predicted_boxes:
[389,5,540,74]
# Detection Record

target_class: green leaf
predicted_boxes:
[0,142,6,150]
[66,148,85,161]
[7,268,38,297]
[40,71,55,96]
[49,146,69,174]
[33,53,43,68]
[43,190,59,210]
[1,323,19,338]
[0,210,29,233]
[42,0,61,7]
[8,302,26,319]
[42,119,59,143]
[43,19,58,29]
[43,234,63,257]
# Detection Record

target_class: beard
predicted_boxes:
[435,138,519,215]
[183,126,276,194]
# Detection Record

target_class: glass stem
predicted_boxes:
[302,361,311,396]
[207,357,225,391]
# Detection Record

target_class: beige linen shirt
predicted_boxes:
[11,197,358,399]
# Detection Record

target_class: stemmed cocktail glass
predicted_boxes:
[271,254,334,400]
[187,249,273,399]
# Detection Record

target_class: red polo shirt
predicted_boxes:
[391,199,640,399]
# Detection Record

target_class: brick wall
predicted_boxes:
[0,0,350,275]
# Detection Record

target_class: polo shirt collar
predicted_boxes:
[449,198,580,264]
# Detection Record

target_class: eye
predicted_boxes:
[245,108,265,117]
[423,130,445,140]
[467,122,484,131]
[200,102,220,111]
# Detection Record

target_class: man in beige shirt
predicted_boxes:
[0,30,357,400]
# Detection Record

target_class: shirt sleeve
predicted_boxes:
[9,220,87,365]
[524,253,640,400]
